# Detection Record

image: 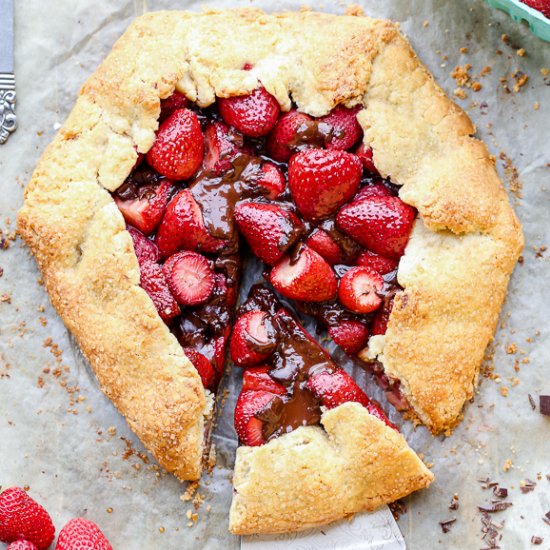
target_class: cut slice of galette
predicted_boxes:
[17,6,522,534]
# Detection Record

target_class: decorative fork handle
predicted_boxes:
[0,73,16,144]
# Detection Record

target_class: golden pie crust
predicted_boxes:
[17,6,521,534]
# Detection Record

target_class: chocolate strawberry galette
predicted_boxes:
[18,7,522,535]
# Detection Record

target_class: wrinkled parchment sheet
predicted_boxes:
[0,0,549,548]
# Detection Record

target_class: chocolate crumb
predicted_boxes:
[539,395,550,416]
[520,479,536,493]
[478,502,513,513]
[389,499,407,520]
[493,486,508,499]
[439,517,456,533]
[449,494,459,510]
[544,512,550,525]
[529,394,536,411]
[531,536,543,545]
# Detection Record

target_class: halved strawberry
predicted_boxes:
[230,310,276,367]
[139,260,180,321]
[203,121,247,174]
[288,149,362,220]
[242,366,287,395]
[218,87,280,137]
[163,251,214,306]
[355,143,378,174]
[338,266,384,314]
[159,91,190,122]
[127,226,160,264]
[184,348,216,390]
[266,110,315,162]
[147,108,204,180]
[114,179,173,235]
[328,319,369,355]
[319,105,362,150]
[256,162,285,199]
[305,229,343,265]
[156,189,227,258]
[371,297,394,336]
[234,201,304,266]
[356,250,398,275]
[234,390,277,446]
[336,195,416,259]
[270,246,338,302]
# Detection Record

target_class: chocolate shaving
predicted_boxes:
[493,486,508,499]
[478,502,513,513]
[529,394,536,410]
[478,477,499,489]
[531,536,543,545]
[520,479,536,493]
[544,512,550,525]
[439,517,456,533]
[539,395,550,416]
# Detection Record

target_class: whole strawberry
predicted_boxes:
[521,0,550,18]
[0,487,55,550]
[55,518,112,550]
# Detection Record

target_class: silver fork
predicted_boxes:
[0,0,16,144]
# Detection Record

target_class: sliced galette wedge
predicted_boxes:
[228,285,432,534]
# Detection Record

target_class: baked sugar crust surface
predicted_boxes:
[17,6,521,534]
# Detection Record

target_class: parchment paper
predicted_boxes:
[1,1,549,548]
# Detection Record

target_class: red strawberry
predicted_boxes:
[127,226,160,264]
[230,310,276,367]
[319,105,362,150]
[139,260,180,321]
[0,487,55,550]
[521,0,550,18]
[328,319,369,355]
[55,518,112,550]
[159,91,190,122]
[114,179,173,235]
[356,250,398,274]
[234,201,303,265]
[184,348,216,389]
[203,121,247,174]
[163,251,214,306]
[355,181,392,200]
[234,390,276,446]
[213,333,229,373]
[338,266,384,314]
[147,108,204,180]
[266,110,315,162]
[7,541,38,550]
[305,229,343,265]
[336,195,416,259]
[355,143,378,173]
[218,87,280,137]
[242,366,287,395]
[256,162,285,199]
[270,245,338,302]
[372,297,394,336]
[288,149,362,220]
[156,189,226,258]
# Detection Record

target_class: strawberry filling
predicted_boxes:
[112,91,417,446]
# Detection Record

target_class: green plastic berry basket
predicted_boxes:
[484,0,550,41]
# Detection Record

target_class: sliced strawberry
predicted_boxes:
[256,162,285,199]
[355,143,378,174]
[371,297,394,336]
[218,87,280,137]
[355,181,392,200]
[159,91,191,122]
[147,108,204,180]
[156,189,227,258]
[242,366,287,395]
[203,121,247,174]
[266,110,315,162]
[139,260,180,321]
[234,201,303,266]
[336,195,416,259]
[328,319,369,355]
[319,105,362,150]
[184,348,216,390]
[270,245,338,302]
[356,250,398,274]
[234,390,277,446]
[230,310,276,367]
[338,266,384,314]
[307,369,370,409]
[288,149,362,221]
[127,226,160,264]
[114,179,173,235]
[212,334,228,373]
[305,229,343,266]
[163,251,214,306]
